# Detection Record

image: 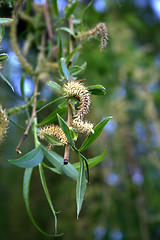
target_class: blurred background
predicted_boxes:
[0,0,160,239]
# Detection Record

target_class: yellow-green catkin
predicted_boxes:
[76,22,108,52]
[63,81,91,118]
[63,81,94,135]
[0,106,9,144]
[38,124,69,146]
[72,118,94,135]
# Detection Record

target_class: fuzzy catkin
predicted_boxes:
[38,124,68,146]
[72,118,94,135]
[63,81,94,135]
[63,81,91,119]
[76,22,108,52]
[0,106,9,144]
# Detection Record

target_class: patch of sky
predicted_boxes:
[151,0,160,18]
[34,0,45,5]
[151,134,159,146]
[137,143,148,154]
[93,0,107,13]
[134,0,146,7]
[41,83,53,99]
[94,225,106,240]
[112,87,126,100]
[134,121,146,140]
[58,0,67,15]
[149,122,159,146]
[132,170,144,185]
[147,81,159,93]
[110,229,123,240]
[155,55,160,67]
[105,173,119,186]
[1,39,10,52]
[8,51,34,97]
[34,0,67,14]
[104,119,117,135]
[9,51,21,67]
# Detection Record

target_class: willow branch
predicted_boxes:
[16,79,38,154]
[10,11,34,74]
[63,14,74,164]
[43,0,54,42]
[16,32,46,154]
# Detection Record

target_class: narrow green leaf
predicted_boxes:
[76,155,86,218]
[8,146,44,168]
[81,0,93,24]
[58,100,68,109]
[39,164,58,234]
[64,0,79,18]
[48,81,62,92]
[36,99,46,108]
[58,27,75,36]
[20,73,26,100]
[58,34,64,77]
[26,0,33,14]
[52,0,59,17]
[0,18,13,24]
[36,96,65,113]
[66,47,81,66]
[0,53,8,62]
[41,145,78,181]
[23,168,54,237]
[88,85,106,95]
[43,133,63,146]
[42,162,62,175]
[9,117,26,131]
[80,153,89,183]
[73,147,107,170]
[37,106,67,126]
[57,114,73,146]
[60,58,71,81]
[79,116,113,152]
[47,40,53,58]
[70,127,78,141]
[68,62,87,75]
[0,72,14,91]
[58,34,64,60]
[0,24,4,41]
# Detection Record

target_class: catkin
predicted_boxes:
[72,118,94,135]
[38,124,68,146]
[0,106,9,144]
[63,81,91,119]
[76,22,108,52]
[63,81,94,135]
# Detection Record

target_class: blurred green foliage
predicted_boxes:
[0,0,160,239]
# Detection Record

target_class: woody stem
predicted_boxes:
[63,13,74,164]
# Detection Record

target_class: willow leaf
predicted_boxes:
[79,116,112,152]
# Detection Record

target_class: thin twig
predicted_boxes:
[16,32,46,154]
[43,0,54,42]
[64,104,72,164]
[16,80,38,154]
[63,13,74,164]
